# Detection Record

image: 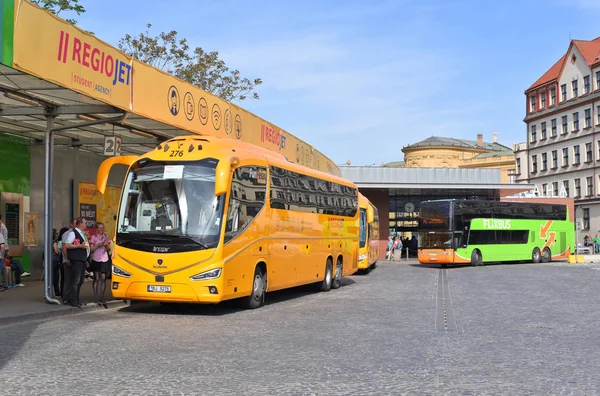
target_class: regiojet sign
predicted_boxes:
[12,1,133,110]
[57,30,132,95]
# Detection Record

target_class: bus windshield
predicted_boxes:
[116,158,225,252]
[418,201,452,249]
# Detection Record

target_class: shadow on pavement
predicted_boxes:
[116,277,357,316]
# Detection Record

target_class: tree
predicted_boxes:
[119,24,262,101]
[30,0,85,25]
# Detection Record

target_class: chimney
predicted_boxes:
[477,134,483,147]
[493,132,498,143]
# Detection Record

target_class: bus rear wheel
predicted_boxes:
[541,247,551,263]
[241,266,266,309]
[319,259,333,292]
[532,247,542,264]
[471,250,483,266]
[331,258,343,289]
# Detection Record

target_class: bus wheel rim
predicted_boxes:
[335,262,342,281]
[326,267,332,284]
[254,275,262,297]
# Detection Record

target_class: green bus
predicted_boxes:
[417,199,575,266]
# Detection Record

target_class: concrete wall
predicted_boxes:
[360,188,389,260]
[28,145,127,275]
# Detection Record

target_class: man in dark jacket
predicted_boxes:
[63,218,90,307]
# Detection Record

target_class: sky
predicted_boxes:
[68,0,600,166]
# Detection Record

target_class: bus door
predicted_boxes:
[222,166,269,296]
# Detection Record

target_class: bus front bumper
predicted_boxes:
[418,249,455,264]
[111,280,224,304]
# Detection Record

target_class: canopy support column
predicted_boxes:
[44,114,60,304]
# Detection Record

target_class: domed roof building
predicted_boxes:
[385,133,516,183]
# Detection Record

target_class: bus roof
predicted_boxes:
[144,135,356,188]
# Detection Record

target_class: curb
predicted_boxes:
[0,299,124,327]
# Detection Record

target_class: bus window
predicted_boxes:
[225,166,267,243]
[359,208,367,248]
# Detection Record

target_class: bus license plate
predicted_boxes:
[429,257,437,261]
[147,285,171,293]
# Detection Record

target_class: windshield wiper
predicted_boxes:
[175,236,214,250]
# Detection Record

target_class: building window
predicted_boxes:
[585,109,592,128]
[573,112,579,131]
[550,87,556,105]
[572,79,578,97]
[542,152,547,170]
[516,158,521,174]
[575,178,581,198]
[598,106,600,125]
[530,95,536,112]
[542,183,548,196]
[540,92,546,108]
[586,142,593,162]
[583,208,590,230]
[551,119,557,137]
[598,140,600,160]
[597,71,600,91]
[563,147,569,166]
[562,115,568,134]
[563,180,570,197]
[541,122,547,139]
[553,181,559,197]
[552,150,558,168]
[532,155,538,173]
[574,145,581,164]
[584,75,591,94]
[508,169,516,184]
[530,125,537,142]
[561,84,567,101]
[587,176,593,196]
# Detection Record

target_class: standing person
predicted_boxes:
[0,214,9,261]
[63,218,90,307]
[386,236,393,261]
[595,234,600,254]
[90,222,111,308]
[61,218,77,305]
[396,237,403,260]
[52,228,64,297]
[0,230,7,291]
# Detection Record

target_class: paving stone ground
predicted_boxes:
[1,261,599,395]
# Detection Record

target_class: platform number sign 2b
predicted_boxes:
[104,136,122,156]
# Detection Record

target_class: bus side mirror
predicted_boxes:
[214,157,239,196]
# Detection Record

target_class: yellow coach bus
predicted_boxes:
[357,193,380,273]
[96,136,360,309]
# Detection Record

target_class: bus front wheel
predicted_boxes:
[471,250,483,266]
[532,247,542,264]
[541,247,551,263]
[319,259,333,292]
[241,266,266,309]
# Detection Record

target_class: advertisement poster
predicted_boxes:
[78,182,121,238]
[24,212,37,247]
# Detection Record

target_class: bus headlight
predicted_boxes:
[190,268,222,281]
[112,265,132,278]
[358,254,368,261]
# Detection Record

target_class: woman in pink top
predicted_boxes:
[90,222,111,308]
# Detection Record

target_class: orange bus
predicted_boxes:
[357,193,379,273]
[96,136,360,308]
